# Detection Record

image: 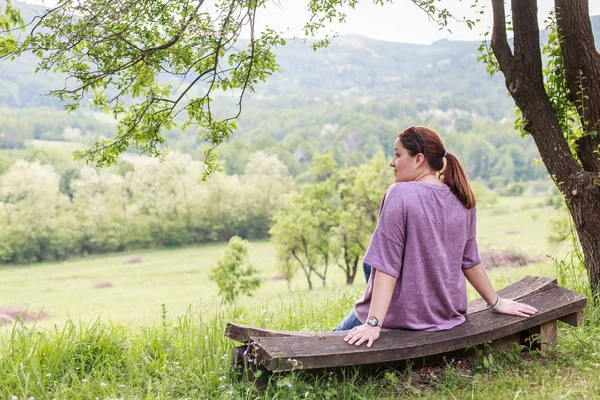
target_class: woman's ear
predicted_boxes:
[414,153,426,168]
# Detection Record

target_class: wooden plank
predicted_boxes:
[466,275,557,313]
[540,320,558,352]
[225,323,333,343]
[251,286,586,371]
[225,275,558,342]
[558,310,584,327]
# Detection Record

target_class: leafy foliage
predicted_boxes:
[209,235,261,302]
[1,0,283,178]
[0,151,291,264]
[270,152,390,288]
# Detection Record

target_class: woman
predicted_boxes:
[334,125,537,348]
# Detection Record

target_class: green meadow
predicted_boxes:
[0,196,565,330]
[3,195,599,400]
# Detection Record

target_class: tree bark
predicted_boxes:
[491,0,600,295]
[555,0,600,173]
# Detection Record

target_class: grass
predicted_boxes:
[3,194,596,398]
[0,264,598,399]
[0,196,563,331]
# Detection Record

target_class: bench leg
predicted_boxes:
[231,344,269,386]
[558,310,584,327]
[520,320,557,352]
[490,332,521,351]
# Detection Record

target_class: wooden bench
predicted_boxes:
[225,276,586,375]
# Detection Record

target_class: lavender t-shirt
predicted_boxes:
[354,182,481,331]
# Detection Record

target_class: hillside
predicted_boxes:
[1,2,599,186]
[3,1,598,119]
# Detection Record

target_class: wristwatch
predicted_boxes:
[366,317,382,328]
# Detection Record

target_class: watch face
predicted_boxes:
[367,317,379,327]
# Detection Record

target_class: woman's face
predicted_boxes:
[389,138,418,183]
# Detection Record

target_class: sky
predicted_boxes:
[255,0,600,44]
[23,0,600,45]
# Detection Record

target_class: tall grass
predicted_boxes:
[2,254,600,399]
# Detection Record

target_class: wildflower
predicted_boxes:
[287,383,293,388]
[204,336,208,340]
[46,373,51,377]
[11,396,18,400]
[27,397,35,400]
[81,379,87,383]
[219,375,226,381]
[100,382,107,387]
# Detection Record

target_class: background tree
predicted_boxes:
[0,0,467,176]
[488,0,600,295]
[0,160,75,263]
[71,166,129,253]
[209,236,261,303]
[0,0,283,177]
[332,153,390,284]
[269,182,337,290]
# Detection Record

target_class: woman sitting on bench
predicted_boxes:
[334,125,537,347]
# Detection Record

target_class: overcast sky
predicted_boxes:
[26,0,600,44]
[255,0,600,44]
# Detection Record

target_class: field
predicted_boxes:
[1,196,599,399]
[0,196,566,330]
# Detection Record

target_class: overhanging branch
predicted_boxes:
[490,0,513,76]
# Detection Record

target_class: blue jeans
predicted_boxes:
[363,262,372,283]
[332,263,373,332]
[333,309,363,331]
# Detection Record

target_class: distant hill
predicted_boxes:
[1,1,599,122]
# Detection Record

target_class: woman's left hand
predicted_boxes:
[344,324,381,348]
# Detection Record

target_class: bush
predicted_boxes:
[209,236,261,302]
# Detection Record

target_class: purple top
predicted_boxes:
[354,182,481,331]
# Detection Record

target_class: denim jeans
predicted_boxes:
[332,308,363,331]
[363,262,372,283]
[332,262,373,332]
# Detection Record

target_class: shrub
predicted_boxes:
[209,236,261,302]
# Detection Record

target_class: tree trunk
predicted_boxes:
[555,0,600,296]
[491,0,600,295]
[555,0,600,173]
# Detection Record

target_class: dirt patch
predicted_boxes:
[124,256,142,264]
[0,306,49,326]
[93,281,113,289]
[267,272,286,281]
[480,250,544,269]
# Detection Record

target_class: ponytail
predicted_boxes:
[400,125,477,209]
[443,152,476,209]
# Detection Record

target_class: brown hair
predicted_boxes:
[399,125,476,209]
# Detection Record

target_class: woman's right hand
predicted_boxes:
[497,298,538,317]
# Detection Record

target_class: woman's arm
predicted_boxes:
[463,263,538,317]
[345,268,397,348]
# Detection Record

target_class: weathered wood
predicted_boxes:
[558,310,584,327]
[232,345,246,369]
[226,276,558,343]
[466,276,556,313]
[520,320,557,353]
[540,320,558,352]
[490,332,521,351]
[231,344,268,385]
[250,286,586,371]
[225,323,326,343]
